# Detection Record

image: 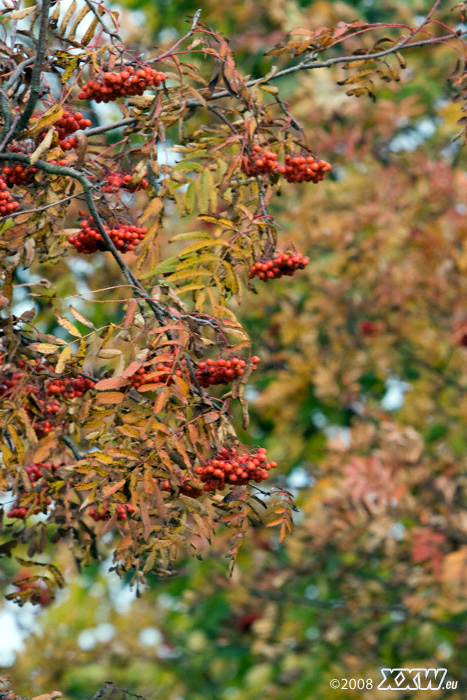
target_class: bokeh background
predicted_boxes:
[2,1,467,698]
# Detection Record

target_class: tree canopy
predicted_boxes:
[2,0,467,698]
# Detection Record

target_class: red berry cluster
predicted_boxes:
[25,461,52,485]
[2,141,38,186]
[7,462,53,518]
[195,446,277,491]
[249,252,310,281]
[77,66,166,103]
[195,356,260,388]
[131,355,259,389]
[103,171,149,193]
[0,370,23,397]
[46,375,94,399]
[278,154,332,183]
[0,176,19,215]
[32,398,61,437]
[68,215,147,254]
[241,146,279,176]
[2,164,38,186]
[0,359,94,437]
[89,503,135,521]
[48,110,92,151]
[131,362,182,388]
[240,146,332,184]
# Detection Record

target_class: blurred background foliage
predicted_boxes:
[3,0,467,698]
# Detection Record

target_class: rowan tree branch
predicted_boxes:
[10,0,52,143]
[0,152,169,326]
[78,29,467,140]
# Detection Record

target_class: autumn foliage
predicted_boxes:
[3,0,467,697]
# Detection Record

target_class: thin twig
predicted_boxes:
[82,0,122,42]
[0,191,85,224]
[148,9,202,64]
[76,29,467,141]
[0,152,170,326]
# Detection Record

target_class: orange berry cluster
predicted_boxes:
[195,446,277,491]
[68,215,147,254]
[196,356,260,388]
[2,141,37,186]
[7,462,53,519]
[131,355,260,389]
[278,154,332,183]
[46,375,94,399]
[241,146,332,184]
[0,176,19,215]
[131,361,183,388]
[249,252,310,281]
[77,66,166,103]
[241,145,279,176]
[103,171,149,193]
[50,110,92,150]
[89,503,135,521]
[0,358,94,438]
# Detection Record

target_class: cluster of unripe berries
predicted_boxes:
[131,355,259,389]
[77,66,166,103]
[68,214,147,254]
[51,110,92,150]
[7,462,53,519]
[241,146,332,184]
[46,375,94,399]
[0,176,19,214]
[103,171,149,193]
[249,252,310,281]
[195,447,276,491]
[196,356,260,388]
[89,503,135,521]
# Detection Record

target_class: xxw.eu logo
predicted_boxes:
[378,668,455,690]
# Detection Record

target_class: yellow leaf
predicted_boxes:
[8,5,37,19]
[28,342,59,354]
[59,0,77,35]
[80,16,99,46]
[57,315,83,337]
[140,196,164,224]
[98,348,122,358]
[55,345,71,374]
[27,105,64,136]
[165,269,212,283]
[74,482,101,490]
[90,452,114,464]
[30,128,55,165]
